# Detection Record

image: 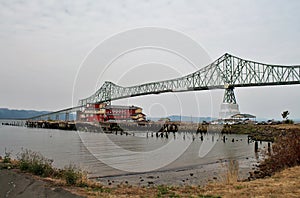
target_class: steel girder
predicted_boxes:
[223,87,237,104]
[78,53,300,106]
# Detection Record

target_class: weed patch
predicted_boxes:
[256,131,300,178]
[63,164,83,185]
[3,149,11,163]
[17,148,54,177]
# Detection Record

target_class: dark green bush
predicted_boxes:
[19,160,30,171]
[63,164,82,185]
[284,119,294,124]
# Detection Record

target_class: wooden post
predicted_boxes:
[255,141,258,152]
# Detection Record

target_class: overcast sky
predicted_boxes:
[1,0,300,119]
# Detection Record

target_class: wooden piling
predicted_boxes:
[255,141,258,152]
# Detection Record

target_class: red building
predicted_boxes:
[77,103,146,122]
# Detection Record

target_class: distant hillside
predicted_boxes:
[0,108,51,119]
[149,115,215,123]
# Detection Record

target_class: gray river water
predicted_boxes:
[0,120,266,178]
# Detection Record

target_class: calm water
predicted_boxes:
[0,120,265,177]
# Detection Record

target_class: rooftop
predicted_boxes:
[231,113,256,119]
[105,105,142,110]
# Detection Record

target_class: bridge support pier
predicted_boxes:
[65,112,69,121]
[219,86,240,119]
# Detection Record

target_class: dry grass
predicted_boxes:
[272,124,300,130]
[203,166,300,198]
[221,160,239,185]
[61,166,300,197]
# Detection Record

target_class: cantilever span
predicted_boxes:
[28,53,300,121]
[79,53,300,106]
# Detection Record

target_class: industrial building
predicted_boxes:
[77,103,146,122]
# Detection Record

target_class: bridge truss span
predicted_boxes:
[227,54,300,88]
[79,53,300,106]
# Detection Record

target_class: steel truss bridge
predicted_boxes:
[31,53,300,120]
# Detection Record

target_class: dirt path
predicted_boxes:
[0,169,83,198]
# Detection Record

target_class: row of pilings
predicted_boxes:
[21,120,272,154]
[25,120,125,133]
[24,120,273,151]
[1,120,25,126]
[26,120,76,130]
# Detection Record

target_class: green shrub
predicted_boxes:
[157,185,169,195]
[235,185,245,189]
[284,119,294,124]
[17,149,54,177]
[3,149,11,163]
[63,164,82,185]
[15,149,86,186]
[19,160,30,171]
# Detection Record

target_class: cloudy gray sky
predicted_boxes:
[1,0,300,119]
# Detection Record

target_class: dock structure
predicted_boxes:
[25,119,183,134]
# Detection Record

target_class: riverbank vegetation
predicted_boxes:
[1,155,299,197]
[224,123,300,142]
[251,129,300,179]
[0,149,98,187]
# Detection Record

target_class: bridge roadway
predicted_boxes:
[29,53,300,121]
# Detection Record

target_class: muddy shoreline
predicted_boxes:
[94,157,257,187]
